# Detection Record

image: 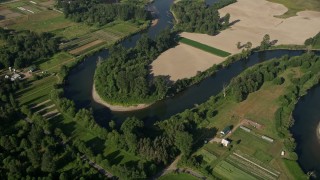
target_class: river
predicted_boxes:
[292,86,320,177]
[64,0,320,176]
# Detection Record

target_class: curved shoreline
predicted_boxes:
[92,83,153,112]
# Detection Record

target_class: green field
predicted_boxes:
[179,37,231,57]
[267,0,320,18]
[159,173,199,180]
[38,52,75,72]
[214,161,256,180]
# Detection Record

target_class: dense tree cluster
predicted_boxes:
[305,32,320,48]
[0,83,103,179]
[56,0,149,26]
[95,29,176,105]
[0,28,59,69]
[171,0,235,35]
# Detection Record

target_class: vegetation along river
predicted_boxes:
[64,0,320,175]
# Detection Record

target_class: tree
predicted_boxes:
[260,34,271,50]
[41,150,56,172]
[245,42,252,49]
[174,131,193,156]
[223,13,230,28]
[236,42,241,49]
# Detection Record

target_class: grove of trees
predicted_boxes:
[171,0,236,35]
[56,0,150,26]
[0,28,59,69]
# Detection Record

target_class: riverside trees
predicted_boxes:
[94,29,176,105]
[171,0,236,35]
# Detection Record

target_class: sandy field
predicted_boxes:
[152,0,320,81]
[151,44,224,81]
[92,84,152,111]
[181,0,320,54]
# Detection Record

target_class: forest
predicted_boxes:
[56,0,150,26]
[0,28,59,69]
[0,78,104,179]
[171,0,236,35]
[94,29,176,105]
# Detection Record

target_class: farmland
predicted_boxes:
[0,0,149,56]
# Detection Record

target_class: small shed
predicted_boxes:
[220,126,231,136]
[221,139,230,147]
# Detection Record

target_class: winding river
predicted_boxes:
[64,0,320,176]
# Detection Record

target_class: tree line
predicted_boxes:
[171,0,236,35]
[56,0,150,26]
[0,28,59,69]
[94,29,176,105]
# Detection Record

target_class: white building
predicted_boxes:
[221,139,230,147]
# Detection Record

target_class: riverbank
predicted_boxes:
[92,83,152,111]
[318,122,320,142]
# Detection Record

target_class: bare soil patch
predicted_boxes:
[151,43,224,81]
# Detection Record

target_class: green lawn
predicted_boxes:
[283,159,307,179]
[179,37,231,57]
[159,173,199,180]
[267,0,320,18]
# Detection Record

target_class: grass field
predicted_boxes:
[179,37,231,57]
[159,173,199,180]
[283,159,307,179]
[38,52,75,72]
[214,161,256,180]
[267,0,320,18]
